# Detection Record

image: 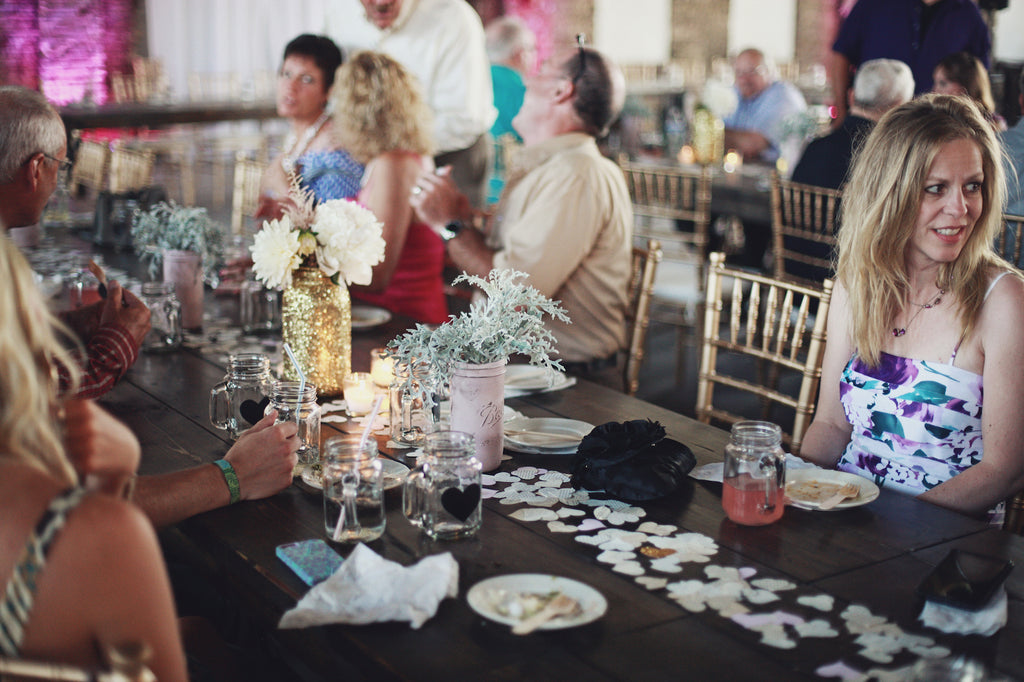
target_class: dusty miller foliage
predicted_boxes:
[386,269,569,405]
[130,201,224,281]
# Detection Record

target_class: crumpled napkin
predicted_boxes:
[919,588,1008,636]
[278,543,459,630]
[689,453,819,482]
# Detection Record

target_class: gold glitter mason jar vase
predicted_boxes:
[281,266,351,397]
[691,105,724,166]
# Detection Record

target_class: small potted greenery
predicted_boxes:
[131,201,224,329]
[387,269,569,471]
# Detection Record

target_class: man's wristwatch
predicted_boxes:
[439,219,466,242]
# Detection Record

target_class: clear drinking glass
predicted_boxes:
[403,431,481,540]
[322,435,385,543]
[722,421,786,526]
[140,282,182,352]
[267,380,321,481]
[209,353,274,439]
[389,363,436,446]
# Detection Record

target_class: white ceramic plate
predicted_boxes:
[503,417,593,454]
[351,305,392,330]
[785,469,880,510]
[467,574,607,631]
[504,365,571,394]
[300,458,409,491]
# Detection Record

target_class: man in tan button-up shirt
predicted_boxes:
[410,45,633,389]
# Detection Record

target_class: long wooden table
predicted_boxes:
[59,99,278,131]
[100,305,1024,681]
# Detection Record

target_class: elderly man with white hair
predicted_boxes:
[792,58,915,190]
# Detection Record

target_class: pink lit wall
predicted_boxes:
[0,0,134,105]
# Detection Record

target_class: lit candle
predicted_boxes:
[723,149,742,174]
[343,372,376,416]
[677,145,695,165]
[370,348,394,387]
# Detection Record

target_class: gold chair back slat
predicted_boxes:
[623,239,663,396]
[697,252,833,455]
[771,172,842,289]
[995,213,1024,266]
[1006,491,1024,534]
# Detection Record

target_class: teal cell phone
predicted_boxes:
[276,539,343,586]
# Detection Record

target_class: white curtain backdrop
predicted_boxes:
[146,0,333,101]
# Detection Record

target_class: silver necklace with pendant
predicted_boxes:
[892,287,945,337]
[281,110,330,174]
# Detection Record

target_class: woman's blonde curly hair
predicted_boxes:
[0,236,81,486]
[836,93,1013,367]
[330,50,435,164]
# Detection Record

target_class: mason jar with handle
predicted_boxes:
[722,421,786,526]
[209,353,274,439]
[267,380,321,483]
[140,281,182,352]
[403,431,481,540]
[322,434,385,543]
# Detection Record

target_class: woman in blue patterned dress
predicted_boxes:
[801,95,1024,518]
[257,34,364,220]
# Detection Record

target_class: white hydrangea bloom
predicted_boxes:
[313,199,385,286]
[250,216,301,289]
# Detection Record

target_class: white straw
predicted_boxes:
[282,342,305,419]
[364,393,387,446]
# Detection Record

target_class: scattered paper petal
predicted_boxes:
[815,661,864,680]
[635,576,667,590]
[795,619,839,638]
[750,578,795,592]
[797,594,835,612]
[509,508,558,522]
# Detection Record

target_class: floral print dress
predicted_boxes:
[837,351,983,496]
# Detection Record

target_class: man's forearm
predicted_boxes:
[446,227,495,278]
[133,464,230,529]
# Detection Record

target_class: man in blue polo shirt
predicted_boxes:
[829,0,990,124]
[723,48,806,165]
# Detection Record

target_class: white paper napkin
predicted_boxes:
[278,543,459,630]
[919,588,1008,636]
[689,454,820,482]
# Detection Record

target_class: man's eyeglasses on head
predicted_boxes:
[573,33,587,85]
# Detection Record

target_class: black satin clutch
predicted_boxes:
[570,419,696,501]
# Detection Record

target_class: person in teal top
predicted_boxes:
[485,15,536,205]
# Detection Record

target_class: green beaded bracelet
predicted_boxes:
[213,459,241,505]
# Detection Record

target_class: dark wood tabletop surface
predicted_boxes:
[98,299,1023,681]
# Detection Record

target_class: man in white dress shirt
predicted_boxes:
[326,0,497,208]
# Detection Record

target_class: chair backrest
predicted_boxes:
[619,160,712,288]
[624,239,662,396]
[231,153,267,235]
[696,251,833,455]
[108,144,155,193]
[995,213,1024,267]
[770,172,842,289]
[70,138,110,193]
[1005,491,1024,535]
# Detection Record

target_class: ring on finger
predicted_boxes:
[411,186,422,196]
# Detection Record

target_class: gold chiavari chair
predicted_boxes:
[623,239,662,396]
[619,159,712,379]
[108,144,155,194]
[231,152,267,235]
[1005,492,1024,535]
[70,137,110,195]
[770,172,842,289]
[696,252,833,455]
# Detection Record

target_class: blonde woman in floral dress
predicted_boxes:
[801,95,1024,520]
